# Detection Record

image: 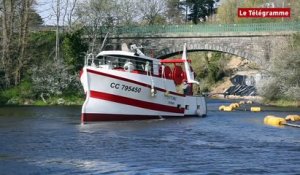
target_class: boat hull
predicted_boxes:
[82,113,161,122]
[80,67,206,122]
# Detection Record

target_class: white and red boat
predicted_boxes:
[80,44,207,122]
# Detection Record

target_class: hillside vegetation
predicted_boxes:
[0,0,299,106]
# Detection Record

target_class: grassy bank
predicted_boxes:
[32,95,85,106]
[1,87,299,107]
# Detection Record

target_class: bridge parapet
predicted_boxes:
[107,22,300,37]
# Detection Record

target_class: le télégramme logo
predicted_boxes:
[238,8,290,18]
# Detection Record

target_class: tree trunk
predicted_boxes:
[55,0,61,61]
[68,0,78,27]
[14,0,34,85]
[1,0,15,87]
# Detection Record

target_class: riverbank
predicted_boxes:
[263,99,300,108]
[210,94,300,108]
[0,80,85,106]
[0,95,84,106]
[1,94,299,108]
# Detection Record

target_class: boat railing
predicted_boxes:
[85,53,96,66]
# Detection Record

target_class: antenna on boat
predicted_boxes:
[182,43,199,85]
[99,32,109,52]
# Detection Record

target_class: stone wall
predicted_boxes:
[117,34,291,65]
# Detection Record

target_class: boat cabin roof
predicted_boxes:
[97,51,156,62]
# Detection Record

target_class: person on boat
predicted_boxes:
[183,79,192,95]
[124,60,135,72]
[144,61,151,75]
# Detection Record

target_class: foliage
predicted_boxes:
[31,59,80,96]
[0,29,86,105]
[291,0,300,22]
[27,31,56,65]
[217,0,298,23]
[62,29,88,73]
[75,0,118,28]
[166,0,185,24]
[257,33,300,101]
[29,30,86,98]
[207,52,225,83]
[0,79,34,105]
[28,8,44,26]
[137,0,167,25]
[75,0,117,52]
[189,51,228,93]
[115,0,139,26]
[186,0,216,24]
[0,0,43,87]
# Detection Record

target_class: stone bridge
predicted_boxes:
[101,22,300,64]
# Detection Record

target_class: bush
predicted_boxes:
[257,33,300,101]
[189,51,228,94]
[0,80,34,105]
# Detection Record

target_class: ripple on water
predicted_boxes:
[0,103,300,174]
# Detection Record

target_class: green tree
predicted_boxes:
[189,51,228,93]
[62,29,88,73]
[187,0,215,24]
[137,0,167,25]
[75,0,117,52]
[115,0,139,26]
[28,8,44,27]
[166,0,184,24]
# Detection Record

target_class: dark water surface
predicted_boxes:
[0,99,299,175]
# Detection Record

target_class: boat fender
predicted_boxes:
[219,105,225,111]
[246,100,253,104]
[285,115,300,121]
[239,101,245,105]
[124,62,134,72]
[151,88,157,97]
[234,103,240,108]
[264,115,286,126]
[251,107,261,112]
[230,103,239,109]
[223,106,233,112]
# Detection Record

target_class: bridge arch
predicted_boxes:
[156,43,259,62]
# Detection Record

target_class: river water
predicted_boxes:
[0,99,299,175]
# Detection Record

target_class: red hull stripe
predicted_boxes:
[82,113,161,121]
[81,113,190,122]
[90,90,184,114]
[87,69,184,97]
